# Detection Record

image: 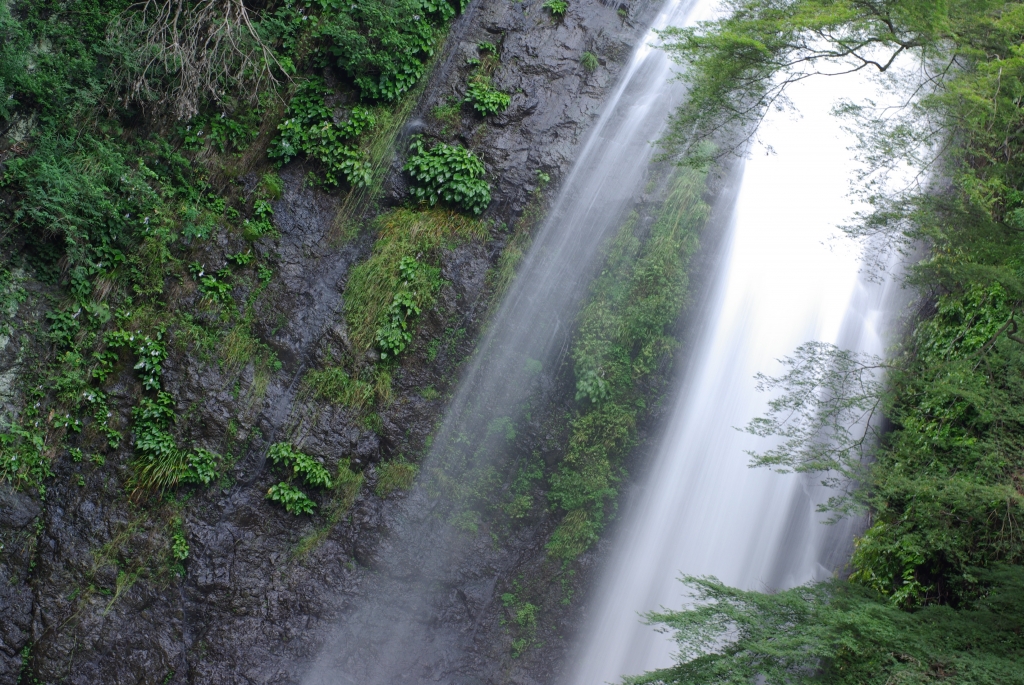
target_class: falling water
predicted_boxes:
[300,0,723,682]
[563,62,907,684]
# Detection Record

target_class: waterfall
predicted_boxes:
[300,1,722,682]
[563,56,906,685]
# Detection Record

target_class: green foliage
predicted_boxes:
[404,136,491,214]
[276,0,460,102]
[182,449,220,486]
[293,459,365,556]
[267,443,333,489]
[432,99,462,135]
[375,457,418,497]
[627,567,1024,685]
[500,581,539,658]
[302,366,377,409]
[465,78,511,116]
[170,519,189,561]
[376,257,434,359]
[180,109,261,155]
[269,78,375,187]
[543,0,568,17]
[580,51,599,72]
[344,208,487,354]
[547,168,708,559]
[741,341,886,516]
[267,482,317,515]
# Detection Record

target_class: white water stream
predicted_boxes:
[564,44,905,685]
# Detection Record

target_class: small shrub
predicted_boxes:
[465,78,511,116]
[544,0,568,16]
[267,443,333,488]
[269,79,374,187]
[581,51,599,72]
[170,520,189,561]
[267,482,317,515]
[404,136,491,214]
[375,458,418,497]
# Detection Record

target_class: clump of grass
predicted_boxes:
[303,366,376,409]
[581,51,599,72]
[345,208,488,355]
[419,385,440,400]
[302,364,392,410]
[432,99,462,135]
[375,457,418,497]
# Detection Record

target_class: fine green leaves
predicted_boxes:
[626,567,1024,685]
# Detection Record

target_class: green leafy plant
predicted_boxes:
[464,78,511,116]
[580,51,599,72]
[269,78,374,187]
[375,256,439,359]
[267,442,333,489]
[404,136,491,214]
[544,0,568,17]
[267,482,317,515]
[303,0,461,102]
[170,519,189,561]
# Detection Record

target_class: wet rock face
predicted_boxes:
[408,0,658,218]
[1,1,659,683]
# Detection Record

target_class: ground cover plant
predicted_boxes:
[627,1,1024,681]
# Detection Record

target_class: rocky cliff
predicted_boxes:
[0,0,663,682]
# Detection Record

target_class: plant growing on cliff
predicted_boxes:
[290,0,461,102]
[269,78,375,187]
[543,0,568,18]
[404,136,491,215]
[265,443,336,515]
[344,208,488,355]
[464,78,511,116]
[375,457,419,497]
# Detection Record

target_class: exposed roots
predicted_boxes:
[107,0,284,120]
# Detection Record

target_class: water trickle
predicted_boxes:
[563,61,906,685]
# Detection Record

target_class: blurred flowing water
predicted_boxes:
[300,0,722,682]
[563,67,906,684]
